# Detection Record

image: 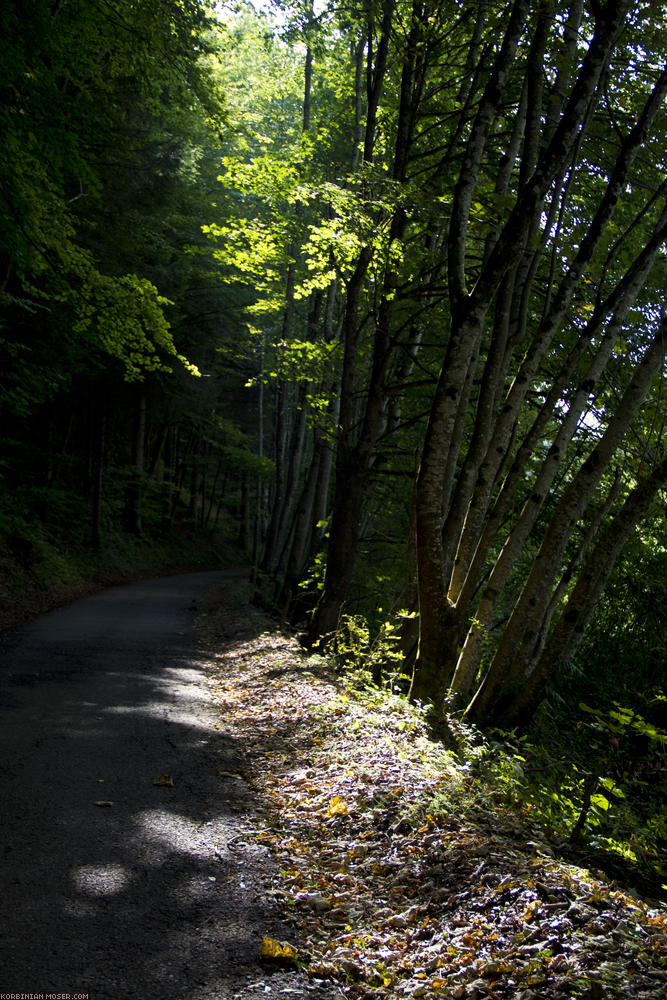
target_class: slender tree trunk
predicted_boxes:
[241,473,251,554]
[466,326,665,725]
[149,418,170,477]
[413,306,491,700]
[252,339,266,577]
[280,432,321,613]
[126,388,146,536]
[91,393,106,552]
[266,384,309,578]
[350,35,365,170]
[504,454,667,728]
[205,456,224,528]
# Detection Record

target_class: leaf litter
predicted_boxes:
[197,582,666,1000]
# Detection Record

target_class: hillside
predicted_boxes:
[197,580,667,1000]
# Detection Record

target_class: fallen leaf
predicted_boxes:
[153,773,174,787]
[93,800,113,807]
[295,891,331,912]
[259,937,298,962]
[326,795,349,817]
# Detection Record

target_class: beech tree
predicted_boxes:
[0,0,222,414]
[0,0,249,551]
[217,0,666,729]
[406,0,667,726]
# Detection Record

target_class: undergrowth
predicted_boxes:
[202,579,667,1000]
[325,611,667,903]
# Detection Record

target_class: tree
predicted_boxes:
[0,0,222,416]
[218,0,666,729]
[0,0,252,553]
[407,0,667,726]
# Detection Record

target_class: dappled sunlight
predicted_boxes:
[94,661,217,731]
[72,862,133,897]
[0,572,281,996]
[206,592,667,999]
[163,662,212,681]
[102,698,214,732]
[134,807,226,856]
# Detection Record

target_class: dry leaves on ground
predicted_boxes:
[197,584,667,1000]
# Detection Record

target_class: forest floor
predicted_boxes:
[198,580,667,1000]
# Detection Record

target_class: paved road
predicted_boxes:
[0,572,320,999]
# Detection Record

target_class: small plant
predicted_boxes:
[431,703,667,893]
[333,612,408,692]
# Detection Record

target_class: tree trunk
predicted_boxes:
[466,326,665,725]
[90,393,106,552]
[503,454,667,728]
[126,388,146,536]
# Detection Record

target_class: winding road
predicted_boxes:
[0,571,325,999]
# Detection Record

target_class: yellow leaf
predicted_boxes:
[326,795,349,817]
[153,773,174,787]
[259,937,298,962]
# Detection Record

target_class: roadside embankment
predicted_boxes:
[0,528,244,633]
[198,579,667,1000]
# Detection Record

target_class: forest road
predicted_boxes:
[0,571,329,1000]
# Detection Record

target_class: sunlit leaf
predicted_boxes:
[259,937,298,962]
[326,795,349,817]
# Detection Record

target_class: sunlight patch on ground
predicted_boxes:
[102,703,212,729]
[72,862,132,897]
[135,808,229,858]
[101,664,213,729]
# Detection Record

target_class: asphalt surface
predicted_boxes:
[0,571,326,999]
